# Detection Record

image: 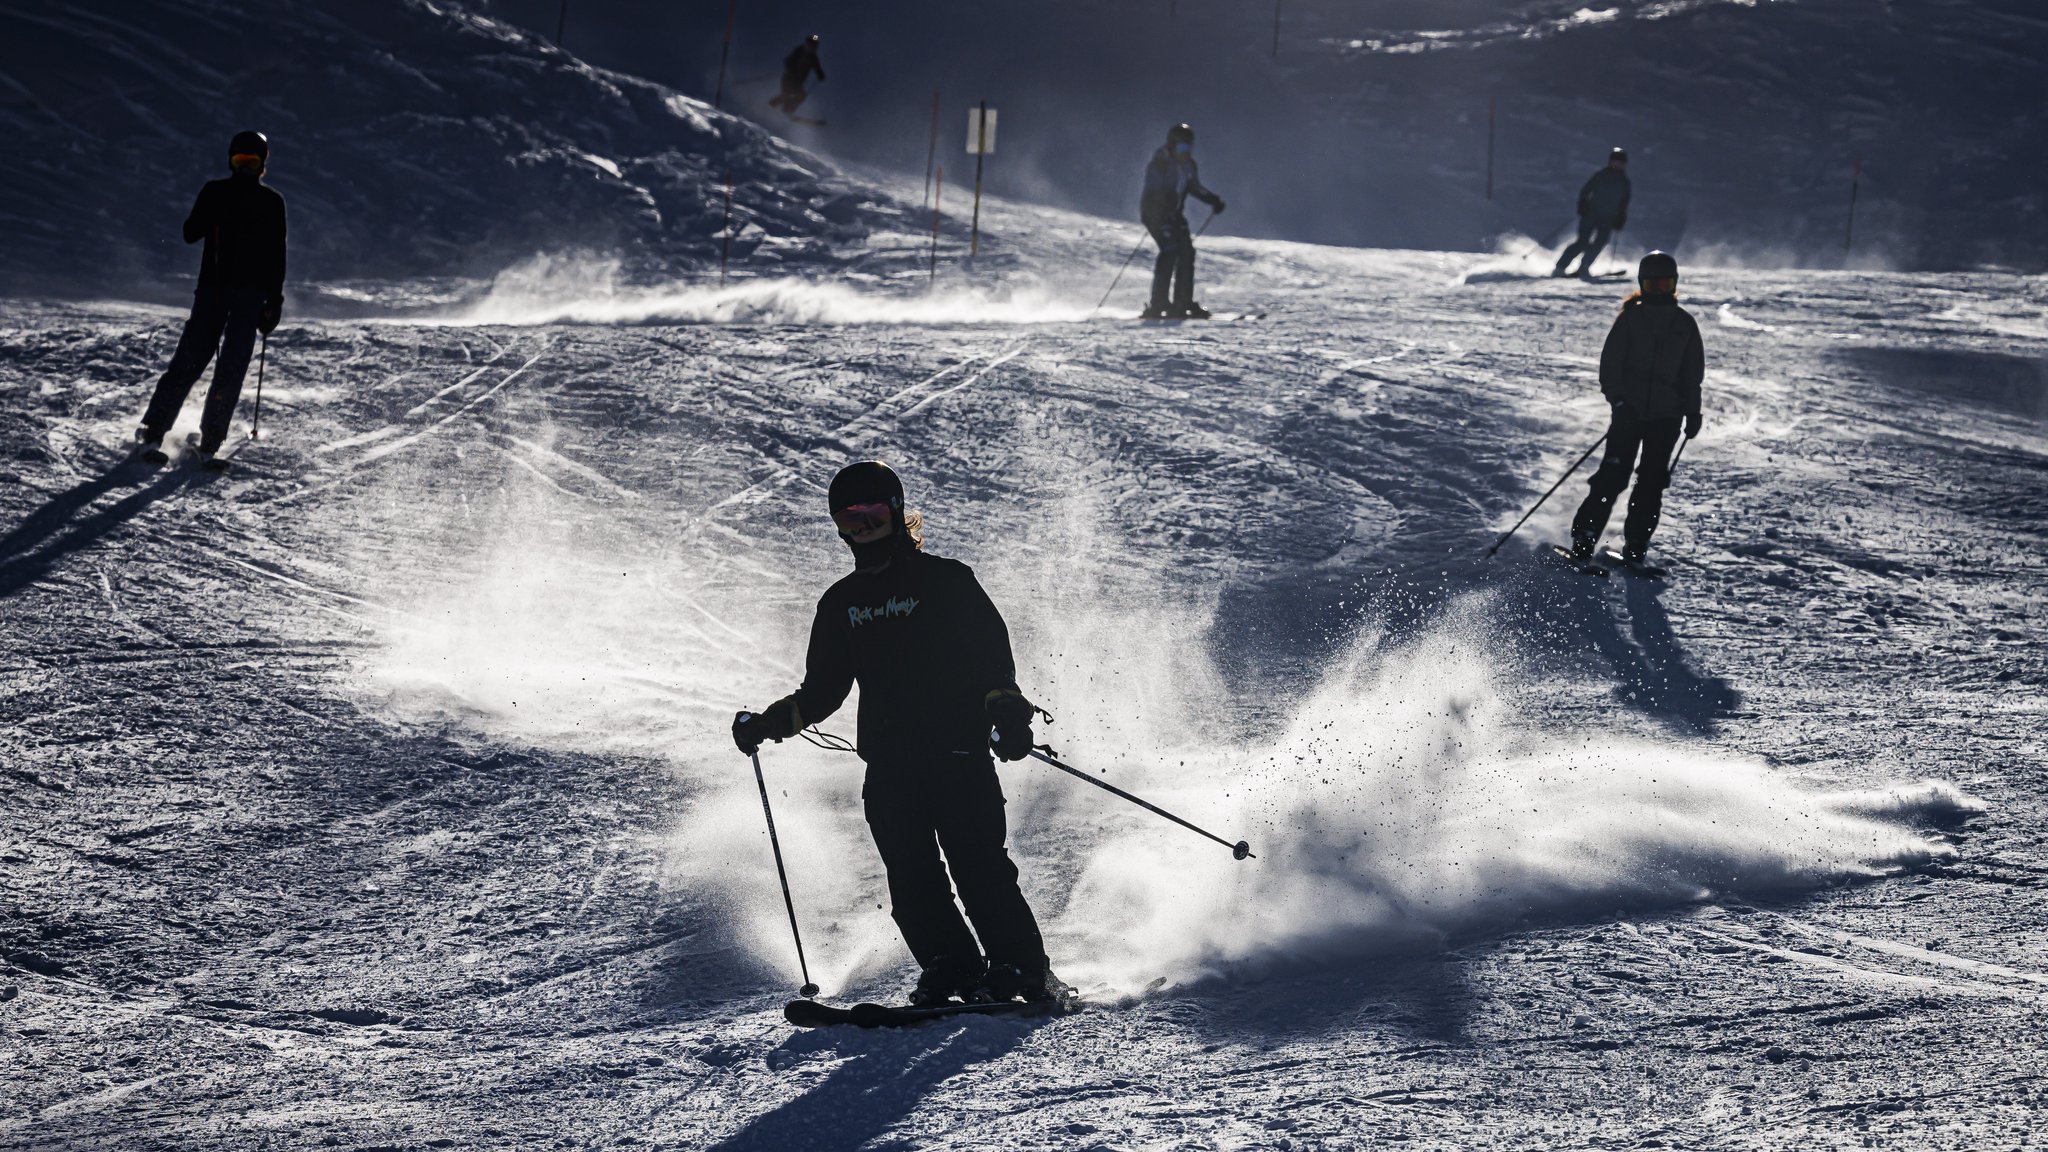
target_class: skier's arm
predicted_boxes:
[181,185,213,245]
[1681,315,1705,418]
[1577,175,1596,218]
[812,56,826,81]
[1598,313,1629,404]
[268,195,289,303]
[954,565,1038,761]
[1615,183,1631,231]
[1187,163,1224,212]
[788,596,855,729]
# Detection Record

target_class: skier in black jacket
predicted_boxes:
[137,130,286,469]
[768,35,825,119]
[733,461,1071,1007]
[1553,147,1632,279]
[1567,251,1704,567]
[1139,123,1226,319]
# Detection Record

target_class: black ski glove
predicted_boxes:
[1684,413,1702,439]
[1208,197,1227,216]
[732,696,800,755]
[986,690,1037,762]
[259,295,283,335]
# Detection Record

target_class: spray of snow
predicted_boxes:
[1039,607,1979,988]
[432,253,1095,327]
[1459,231,1639,285]
[364,458,1980,997]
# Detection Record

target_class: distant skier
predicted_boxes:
[1139,123,1227,320]
[1553,146,1632,279]
[767,34,825,120]
[732,461,1072,1008]
[136,130,286,469]
[1566,251,1703,569]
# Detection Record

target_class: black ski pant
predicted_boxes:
[1145,215,1196,310]
[141,285,265,452]
[770,81,808,114]
[863,754,1047,980]
[1571,405,1684,554]
[1555,217,1615,275]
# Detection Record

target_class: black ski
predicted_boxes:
[784,996,1074,1030]
[1546,543,1608,578]
[1594,546,1669,579]
[1135,311,1263,323]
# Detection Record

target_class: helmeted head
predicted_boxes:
[1167,123,1195,157]
[1608,146,1629,169]
[229,130,268,177]
[1638,250,1678,295]
[829,459,904,542]
[806,33,821,46]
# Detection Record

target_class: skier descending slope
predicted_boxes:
[732,461,1074,1008]
[1566,251,1704,573]
[1139,123,1227,320]
[767,34,826,121]
[136,130,286,471]
[1553,146,1632,279]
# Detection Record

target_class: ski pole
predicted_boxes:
[250,332,267,440]
[1015,740,1254,860]
[1093,232,1151,312]
[744,738,821,998]
[1486,432,1608,556]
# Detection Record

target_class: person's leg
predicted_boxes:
[1621,418,1685,556]
[932,762,1047,975]
[864,768,984,976]
[1145,220,1176,312]
[140,292,229,440]
[1570,408,1646,552]
[1573,225,1614,275]
[198,289,263,453]
[1555,218,1595,274]
[1169,218,1196,308]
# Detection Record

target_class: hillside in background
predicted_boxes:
[482,0,2048,272]
[0,0,915,299]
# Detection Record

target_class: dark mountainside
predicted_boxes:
[0,0,910,300]
[486,0,2048,272]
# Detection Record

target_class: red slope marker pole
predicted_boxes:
[714,0,738,110]
[930,165,943,285]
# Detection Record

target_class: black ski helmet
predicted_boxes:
[1638,250,1678,282]
[1167,123,1195,147]
[1609,146,1629,164]
[828,460,904,516]
[229,130,269,161]
[806,33,820,46]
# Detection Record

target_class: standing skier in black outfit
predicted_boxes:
[733,461,1071,1007]
[1567,251,1704,569]
[137,130,286,469]
[767,34,825,120]
[1139,123,1226,320]
[1554,147,1632,279]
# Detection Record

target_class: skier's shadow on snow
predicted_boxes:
[705,1019,1038,1152]
[0,463,193,598]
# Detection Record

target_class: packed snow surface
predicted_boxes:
[4,193,2042,1147]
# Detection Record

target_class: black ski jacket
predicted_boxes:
[184,173,287,300]
[782,44,824,85]
[1140,147,1221,225]
[787,548,1021,765]
[1600,295,1704,419]
[1576,167,1632,229]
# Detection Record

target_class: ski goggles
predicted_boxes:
[230,152,265,171]
[832,501,893,537]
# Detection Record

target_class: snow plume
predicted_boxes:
[438,253,1095,327]
[1459,230,1642,284]
[1048,608,1981,989]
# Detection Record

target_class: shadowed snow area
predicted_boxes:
[6,202,2041,1146]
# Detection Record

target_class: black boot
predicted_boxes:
[909,955,986,1008]
[977,962,1076,1005]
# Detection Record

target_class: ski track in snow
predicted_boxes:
[2,211,2045,1149]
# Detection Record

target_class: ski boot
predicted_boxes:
[908,955,987,1008]
[1139,306,1173,320]
[1178,302,1213,320]
[134,427,169,466]
[977,963,1077,1006]
[196,443,230,472]
[1567,534,1597,565]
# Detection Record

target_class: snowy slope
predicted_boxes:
[0,0,916,299]
[491,0,2048,270]
[2,196,2044,1146]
